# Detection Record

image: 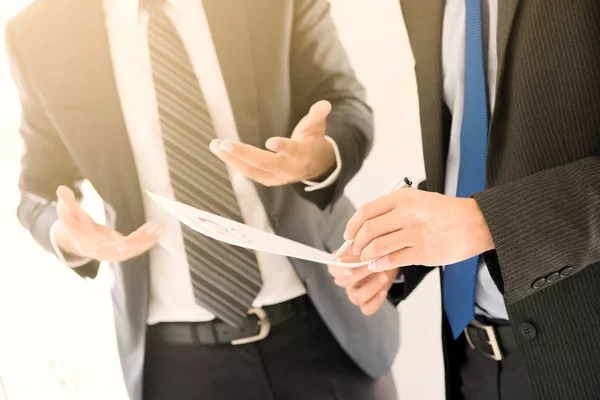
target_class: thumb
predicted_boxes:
[308,100,332,122]
[56,185,83,221]
[291,100,332,138]
[57,185,78,206]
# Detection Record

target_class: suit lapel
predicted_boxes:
[400,0,447,193]
[203,0,261,149]
[494,0,522,107]
[487,0,522,185]
[59,0,146,231]
[202,0,288,219]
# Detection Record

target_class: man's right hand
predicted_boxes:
[53,186,164,262]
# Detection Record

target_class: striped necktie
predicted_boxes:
[443,0,490,339]
[147,1,263,327]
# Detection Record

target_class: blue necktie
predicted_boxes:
[443,0,490,339]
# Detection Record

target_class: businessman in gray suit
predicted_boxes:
[6,0,399,399]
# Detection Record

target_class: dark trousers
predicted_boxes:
[459,337,537,400]
[143,309,397,400]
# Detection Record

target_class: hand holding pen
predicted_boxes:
[340,177,495,272]
[332,177,413,260]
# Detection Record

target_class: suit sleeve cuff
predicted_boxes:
[302,136,342,192]
[394,271,406,284]
[49,220,93,268]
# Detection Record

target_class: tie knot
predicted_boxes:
[140,0,166,13]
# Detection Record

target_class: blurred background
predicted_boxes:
[0,1,443,399]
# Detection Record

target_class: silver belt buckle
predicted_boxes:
[231,308,271,346]
[464,320,504,361]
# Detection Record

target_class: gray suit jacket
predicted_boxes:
[6,1,399,399]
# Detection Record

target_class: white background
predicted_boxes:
[0,1,445,399]
[331,2,444,399]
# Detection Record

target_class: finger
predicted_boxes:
[332,265,375,288]
[368,248,419,272]
[97,222,164,262]
[72,223,125,254]
[329,248,363,285]
[56,185,77,207]
[98,236,159,262]
[352,211,406,256]
[338,244,360,262]
[344,194,397,240]
[327,246,358,275]
[346,272,391,306]
[360,229,415,262]
[56,199,78,227]
[334,277,355,287]
[265,137,299,157]
[292,100,332,137]
[338,254,360,263]
[327,264,348,279]
[97,224,125,240]
[56,197,93,237]
[121,223,163,252]
[56,186,83,222]
[213,139,286,173]
[309,100,332,121]
[360,289,389,316]
[210,141,283,186]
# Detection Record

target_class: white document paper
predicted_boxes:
[147,192,370,268]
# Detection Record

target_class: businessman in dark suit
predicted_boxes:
[6,0,399,399]
[329,1,600,399]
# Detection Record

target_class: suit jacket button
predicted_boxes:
[518,323,537,341]
[559,267,574,278]
[546,272,560,283]
[531,278,547,289]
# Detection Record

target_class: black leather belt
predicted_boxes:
[148,295,315,346]
[464,318,518,361]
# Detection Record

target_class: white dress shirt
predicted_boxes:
[51,0,343,324]
[442,0,508,320]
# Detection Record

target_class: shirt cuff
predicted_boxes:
[302,136,342,192]
[49,220,93,268]
[394,270,406,284]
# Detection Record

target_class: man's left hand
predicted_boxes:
[344,189,495,272]
[209,100,335,186]
[328,250,398,316]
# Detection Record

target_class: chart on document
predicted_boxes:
[147,192,370,268]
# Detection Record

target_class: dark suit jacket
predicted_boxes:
[398,1,600,399]
[5,1,399,399]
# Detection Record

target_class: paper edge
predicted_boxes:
[146,191,371,268]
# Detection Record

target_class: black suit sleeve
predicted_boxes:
[5,21,100,279]
[387,266,435,306]
[289,0,374,210]
[473,157,600,305]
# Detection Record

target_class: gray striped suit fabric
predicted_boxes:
[148,6,262,327]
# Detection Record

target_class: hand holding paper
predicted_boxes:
[147,192,371,268]
[327,247,398,315]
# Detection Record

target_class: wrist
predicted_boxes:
[305,138,336,181]
[467,198,495,252]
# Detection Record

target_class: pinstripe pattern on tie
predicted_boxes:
[147,4,262,327]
